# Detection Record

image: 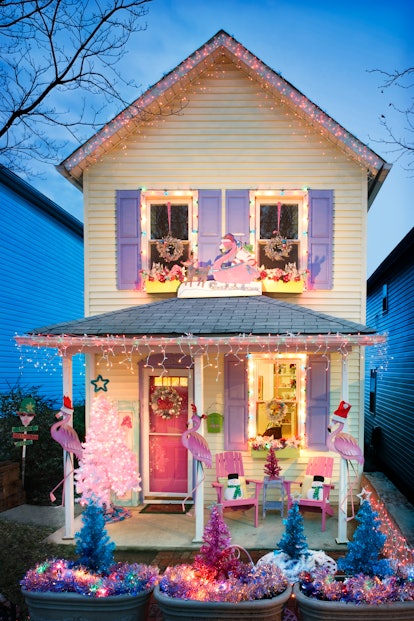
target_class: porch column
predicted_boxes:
[62,355,75,539]
[336,353,349,544]
[193,353,204,543]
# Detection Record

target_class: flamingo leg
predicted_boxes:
[49,466,74,504]
[182,461,205,516]
[339,461,359,521]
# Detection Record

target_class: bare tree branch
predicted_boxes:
[0,0,155,172]
[369,68,414,172]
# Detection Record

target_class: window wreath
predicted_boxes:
[151,385,183,420]
[264,231,292,261]
[156,235,184,263]
[266,399,288,425]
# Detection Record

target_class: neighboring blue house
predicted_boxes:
[0,165,85,405]
[365,227,414,504]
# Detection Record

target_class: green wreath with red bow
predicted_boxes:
[151,385,183,419]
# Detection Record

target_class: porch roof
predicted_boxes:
[16,296,385,351]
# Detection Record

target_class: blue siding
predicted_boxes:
[0,167,85,405]
[365,228,414,502]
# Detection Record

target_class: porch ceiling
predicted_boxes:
[16,296,383,351]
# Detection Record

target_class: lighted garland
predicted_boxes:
[151,386,182,419]
[266,399,287,425]
[156,236,184,262]
[264,232,292,261]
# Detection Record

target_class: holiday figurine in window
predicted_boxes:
[264,446,282,479]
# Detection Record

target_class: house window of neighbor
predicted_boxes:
[369,368,377,415]
[256,195,303,271]
[382,283,388,313]
[148,200,190,269]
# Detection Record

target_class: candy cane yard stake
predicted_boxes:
[13,398,38,487]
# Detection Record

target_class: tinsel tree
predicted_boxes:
[75,501,115,574]
[264,446,282,479]
[277,501,309,559]
[194,504,243,580]
[75,395,141,506]
[337,496,393,577]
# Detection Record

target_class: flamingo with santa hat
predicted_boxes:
[328,400,364,520]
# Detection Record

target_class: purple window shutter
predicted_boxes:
[224,356,248,451]
[225,190,250,242]
[197,190,222,266]
[306,356,330,450]
[116,189,141,290]
[308,190,333,290]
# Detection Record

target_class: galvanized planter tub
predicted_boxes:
[153,584,292,620]
[293,582,414,620]
[22,588,152,621]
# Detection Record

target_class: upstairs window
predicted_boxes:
[141,192,195,272]
[149,202,190,267]
[255,194,306,271]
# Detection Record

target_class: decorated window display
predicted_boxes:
[149,201,190,267]
[257,198,301,270]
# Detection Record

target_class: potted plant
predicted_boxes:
[259,263,308,293]
[258,502,337,583]
[154,504,291,620]
[294,492,414,619]
[249,434,302,459]
[141,263,185,293]
[21,501,159,621]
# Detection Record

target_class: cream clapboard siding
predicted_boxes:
[82,56,368,497]
[83,57,367,322]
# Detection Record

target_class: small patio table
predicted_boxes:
[262,476,285,518]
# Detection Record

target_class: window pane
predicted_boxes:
[150,204,188,240]
[260,203,298,240]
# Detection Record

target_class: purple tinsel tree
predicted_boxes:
[264,446,282,479]
[194,505,245,580]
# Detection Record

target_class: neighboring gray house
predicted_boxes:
[0,165,85,405]
[365,227,414,504]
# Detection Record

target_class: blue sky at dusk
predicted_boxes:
[29,0,413,276]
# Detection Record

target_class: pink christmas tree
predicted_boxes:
[75,396,141,506]
[264,447,282,479]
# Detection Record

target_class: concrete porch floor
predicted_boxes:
[45,503,351,552]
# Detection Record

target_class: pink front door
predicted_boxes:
[148,375,189,496]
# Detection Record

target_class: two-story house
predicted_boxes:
[16,31,389,539]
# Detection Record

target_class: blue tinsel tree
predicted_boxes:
[75,501,115,574]
[337,497,392,578]
[277,501,309,559]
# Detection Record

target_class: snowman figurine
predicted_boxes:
[224,473,243,500]
[307,475,325,501]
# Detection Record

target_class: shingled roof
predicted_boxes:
[28,296,375,338]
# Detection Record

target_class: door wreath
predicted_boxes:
[151,386,183,419]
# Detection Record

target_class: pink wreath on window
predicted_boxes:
[151,386,183,420]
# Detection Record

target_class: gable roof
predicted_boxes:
[0,164,83,238]
[16,296,384,353]
[57,30,390,205]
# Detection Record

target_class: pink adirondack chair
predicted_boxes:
[284,456,335,531]
[211,451,263,527]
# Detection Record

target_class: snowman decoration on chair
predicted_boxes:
[307,474,325,501]
[224,473,243,500]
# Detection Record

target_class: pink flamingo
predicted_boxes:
[181,404,212,513]
[50,396,83,502]
[212,234,259,284]
[327,401,364,519]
